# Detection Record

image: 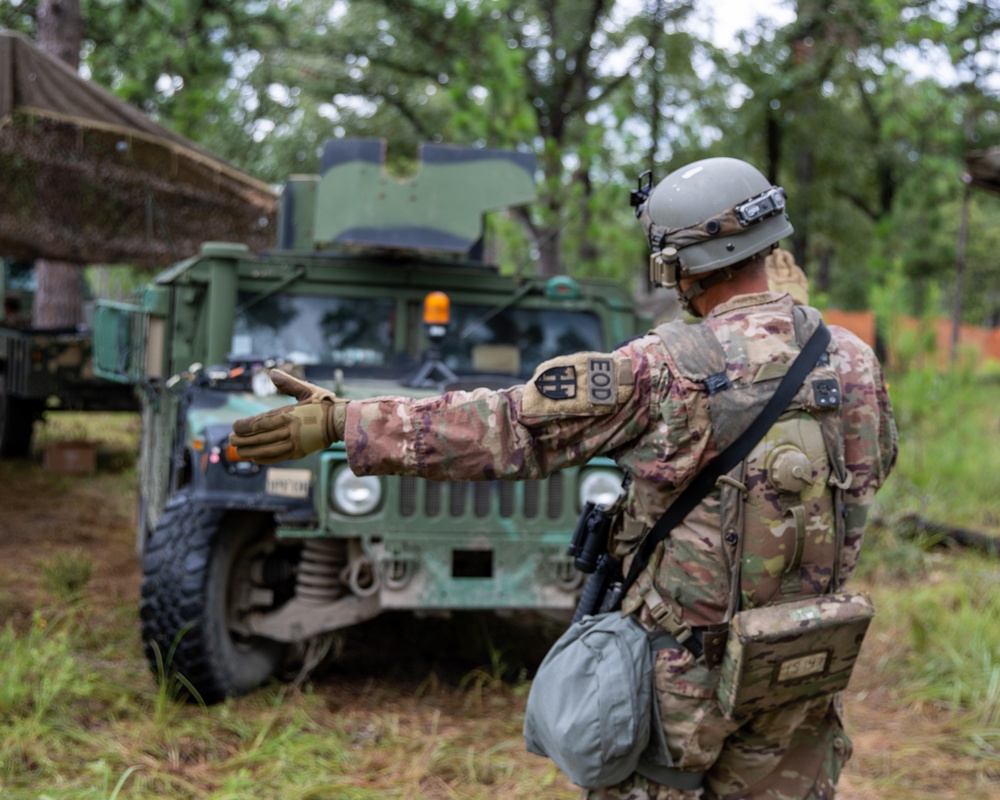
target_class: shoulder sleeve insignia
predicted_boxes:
[521,351,635,419]
[535,365,577,400]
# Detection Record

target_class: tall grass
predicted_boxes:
[876,364,1000,534]
[854,359,1000,775]
[0,598,571,799]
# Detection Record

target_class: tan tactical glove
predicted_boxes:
[230,369,348,464]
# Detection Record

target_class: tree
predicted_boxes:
[247,0,695,276]
[713,0,1000,316]
[32,0,85,328]
[7,0,998,321]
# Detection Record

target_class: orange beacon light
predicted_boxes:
[423,291,451,327]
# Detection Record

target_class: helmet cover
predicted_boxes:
[635,157,794,282]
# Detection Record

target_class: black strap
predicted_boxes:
[619,321,832,601]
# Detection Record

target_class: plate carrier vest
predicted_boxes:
[650,305,853,620]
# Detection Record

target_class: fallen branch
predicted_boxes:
[897,512,1000,557]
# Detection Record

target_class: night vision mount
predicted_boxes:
[629,170,655,217]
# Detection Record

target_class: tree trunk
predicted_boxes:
[38,0,83,68]
[32,262,84,328]
[816,244,833,294]
[537,223,563,278]
[33,0,86,330]
[791,148,813,272]
[951,183,971,364]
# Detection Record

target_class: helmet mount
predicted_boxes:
[651,247,769,316]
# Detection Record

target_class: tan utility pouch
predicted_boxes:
[716,592,875,720]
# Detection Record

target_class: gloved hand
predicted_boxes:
[229,369,348,464]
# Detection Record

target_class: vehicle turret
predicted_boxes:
[279,139,536,256]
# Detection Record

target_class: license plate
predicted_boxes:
[265,468,312,499]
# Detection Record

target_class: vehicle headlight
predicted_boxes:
[578,469,625,509]
[330,467,382,516]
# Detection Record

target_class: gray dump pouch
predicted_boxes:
[524,612,704,790]
[524,612,654,788]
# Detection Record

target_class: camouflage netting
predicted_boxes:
[0,30,277,268]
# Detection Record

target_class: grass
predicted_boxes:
[0,418,574,799]
[875,365,1000,533]
[0,600,568,799]
[2,368,1000,800]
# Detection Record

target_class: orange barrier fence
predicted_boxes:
[824,310,878,350]
[823,308,1000,369]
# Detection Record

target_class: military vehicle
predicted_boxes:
[93,139,646,703]
[0,259,138,457]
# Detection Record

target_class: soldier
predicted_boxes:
[231,156,897,799]
[765,248,809,306]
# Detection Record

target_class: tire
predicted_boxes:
[139,490,292,704]
[0,374,36,458]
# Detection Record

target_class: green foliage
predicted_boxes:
[877,366,1000,532]
[875,554,1000,728]
[5,0,1000,313]
[147,630,205,728]
[855,344,1000,736]
[910,577,1000,727]
[0,603,572,799]
[0,615,86,726]
[40,550,93,602]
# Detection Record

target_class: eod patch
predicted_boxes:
[586,357,616,404]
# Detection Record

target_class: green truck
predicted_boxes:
[0,260,138,458]
[94,139,647,702]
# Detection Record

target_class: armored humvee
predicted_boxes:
[94,139,646,702]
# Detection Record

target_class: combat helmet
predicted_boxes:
[631,157,793,314]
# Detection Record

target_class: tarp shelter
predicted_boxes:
[0,29,277,267]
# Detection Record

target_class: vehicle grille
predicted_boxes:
[398,474,565,520]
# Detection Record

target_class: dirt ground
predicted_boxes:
[1,426,998,799]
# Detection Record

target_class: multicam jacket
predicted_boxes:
[343,291,898,630]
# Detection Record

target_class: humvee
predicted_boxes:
[94,139,646,702]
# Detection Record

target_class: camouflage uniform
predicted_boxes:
[343,291,898,799]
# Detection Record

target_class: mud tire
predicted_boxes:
[139,490,288,704]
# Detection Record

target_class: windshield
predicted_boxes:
[233,293,396,369]
[442,304,601,378]
[231,291,602,380]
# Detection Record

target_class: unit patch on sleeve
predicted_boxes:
[535,365,578,400]
[520,352,635,418]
